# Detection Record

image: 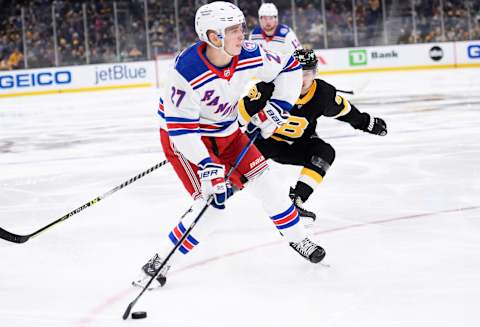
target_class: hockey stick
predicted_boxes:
[122,130,260,320]
[337,89,354,95]
[0,160,169,244]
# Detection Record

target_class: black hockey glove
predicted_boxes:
[243,82,275,117]
[366,116,387,136]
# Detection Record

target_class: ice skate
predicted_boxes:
[132,254,170,290]
[289,237,326,263]
[289,187,316,225]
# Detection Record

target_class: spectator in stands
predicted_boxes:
[0,0,479,70]
[7,48,23,70]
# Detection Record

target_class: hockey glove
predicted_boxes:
[198,162,228,209]
[245,82,275,115]
[366,116,387,136]
[248,102,289,139]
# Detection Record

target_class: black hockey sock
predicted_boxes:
[294,181,314,203]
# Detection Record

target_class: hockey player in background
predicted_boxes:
[239,49,388,224]
[249,2,302,55]
[133,2,326,289]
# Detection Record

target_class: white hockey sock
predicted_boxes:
[247,167,307,243]
[158,198,226,267]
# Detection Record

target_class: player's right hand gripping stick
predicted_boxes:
[248,102,289,139]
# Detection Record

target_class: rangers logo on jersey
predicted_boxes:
[242,41,259,52]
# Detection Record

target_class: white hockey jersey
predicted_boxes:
[249,24,302,55]
[158,41,302,165]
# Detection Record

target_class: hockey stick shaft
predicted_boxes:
[0,160,169,244]
[337,89,354,95]
[122,131,260,319]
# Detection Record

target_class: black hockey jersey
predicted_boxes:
[240,79,371,144]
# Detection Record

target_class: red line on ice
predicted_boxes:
[75,205,480,327]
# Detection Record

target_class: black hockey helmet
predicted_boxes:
[293,49,318,71]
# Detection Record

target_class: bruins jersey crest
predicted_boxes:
[271,79,351,143]
[241,79,352,143]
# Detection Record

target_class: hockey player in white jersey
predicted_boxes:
[134,1,325,289]
[249,2,302,55]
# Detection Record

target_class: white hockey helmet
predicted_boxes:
[258,3,278,17]
[195,1,245,49]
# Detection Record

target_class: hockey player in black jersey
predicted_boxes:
[239,48,387,224]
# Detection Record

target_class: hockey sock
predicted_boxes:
[297,168,324,201]
[168,220,200,255]
[248,167,307,243]
[158,198,227,266]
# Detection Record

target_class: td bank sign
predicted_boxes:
[348,49,399,66]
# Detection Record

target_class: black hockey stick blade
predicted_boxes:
[0,227,30,244]
[123,302,135,320]
[0,160,168,244]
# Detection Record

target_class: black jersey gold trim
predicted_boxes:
[273,79,347,142]
[296,80,317,105]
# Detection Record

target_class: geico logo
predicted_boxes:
[467,45,480,59]
[0,71,71,89]
[95,64,147,84]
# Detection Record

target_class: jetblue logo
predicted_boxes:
[0,71,71,89]
[95,64,146,84]
[467,45,480,59]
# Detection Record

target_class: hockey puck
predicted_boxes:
[131,311,147,319]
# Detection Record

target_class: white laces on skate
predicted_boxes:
[291,238,318,258]
[143,254,170,277]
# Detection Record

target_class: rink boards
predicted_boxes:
[316,40,480,74]
[0,40,479,98]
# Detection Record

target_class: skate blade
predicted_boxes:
[302,217,315,228]
[131,277,162,291]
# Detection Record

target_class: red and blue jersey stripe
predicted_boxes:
[281,56,301,73]
[165,117,237,136]
[236,56,263,72]
[190,70,218,90]
[198,119,237,134]
[157,97,165,119]
[166,116,200,136]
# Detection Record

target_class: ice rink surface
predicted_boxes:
[1,68,479,327]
